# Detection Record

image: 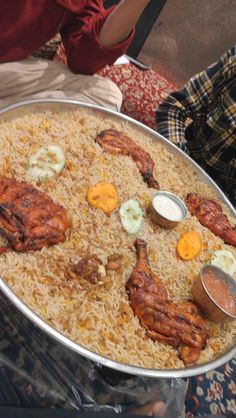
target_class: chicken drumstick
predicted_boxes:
[95,129,160,189]
[126,239,206,365]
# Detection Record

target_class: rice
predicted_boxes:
[0,107,235,370]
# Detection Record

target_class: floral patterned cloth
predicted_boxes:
[185,359,236,417]
[53,43,176,129]
[97,64,176,129]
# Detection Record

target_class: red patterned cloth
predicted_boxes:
[97,64,176,129]
[54,44,176,129]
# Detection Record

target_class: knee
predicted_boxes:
[99,77,123,112]
[107,79,123,112]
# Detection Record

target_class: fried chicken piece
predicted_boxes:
[95,129,160,189]
[126,239,206,365]
[186,192,236,247]
[0,176,69,252]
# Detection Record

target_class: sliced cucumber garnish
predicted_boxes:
[211,250,236,276]
[27,145,65,182]
[119,199,143,234]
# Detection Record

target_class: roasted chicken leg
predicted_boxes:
[95,129,160,189]
[186,192,236,247]
[0,176,69,252]
[126,239,206,365]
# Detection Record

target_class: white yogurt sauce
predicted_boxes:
[153,194,183,221]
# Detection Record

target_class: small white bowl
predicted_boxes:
[148,191,188,229]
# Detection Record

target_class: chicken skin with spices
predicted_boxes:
[0,176,69,252]
[126,239,206,365]
[95,129,160,189]
[186,193,236,247]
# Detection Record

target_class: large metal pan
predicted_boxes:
[0,99,235,379]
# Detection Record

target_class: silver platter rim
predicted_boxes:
[0,98,235,379]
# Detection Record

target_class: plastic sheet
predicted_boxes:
[0,291,187,416]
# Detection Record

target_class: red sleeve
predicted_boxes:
[60,0,134,75]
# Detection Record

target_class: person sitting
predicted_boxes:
[0,0,151,111]
[155,45,236,207]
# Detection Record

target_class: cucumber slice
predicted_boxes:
[211,250,236,276]
[27,145,65,182]
[119,199,143,234]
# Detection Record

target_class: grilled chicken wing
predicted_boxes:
[126,239,206,365]
[95,129,160,189]
[186,192,236,247]
[0,176,69,252]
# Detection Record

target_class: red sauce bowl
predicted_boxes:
[192,265,236,322]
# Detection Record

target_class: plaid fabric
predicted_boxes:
[156,46,236,206]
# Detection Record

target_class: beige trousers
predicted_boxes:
[0,57,122,111]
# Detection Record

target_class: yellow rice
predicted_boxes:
[0,108,235,370]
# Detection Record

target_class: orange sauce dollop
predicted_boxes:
[203,270,236,316]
